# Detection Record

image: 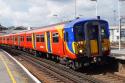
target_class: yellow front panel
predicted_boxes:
[102,39,110,51]
[90,40,98,55]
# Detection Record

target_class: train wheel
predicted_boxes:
[76,61,82,69]
[71,61,78,70]
[40,52,45,58]
[52,56,58,62]
[36,51,42,57]
[70,60,81,70]
[34,51,38,57]
[51,55,54,61]
[46,53,52,59]
[56,56,60,63]
[46,53,49,59]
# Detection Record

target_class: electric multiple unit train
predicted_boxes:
[0,17,112,69]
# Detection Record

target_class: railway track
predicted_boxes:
[19,54,83,83]
[1,46,102,83]
[92,73,125,83]
[1,46,125,83]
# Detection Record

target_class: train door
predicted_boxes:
[32,33,36,49]
[47,31,51,53]
[12,36,14,45]
[84,22,102,56]
[18,35,20,46]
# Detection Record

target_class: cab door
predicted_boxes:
[84,21,102,56]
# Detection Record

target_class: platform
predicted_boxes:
[0,49,41,83]
[111,49,125,60]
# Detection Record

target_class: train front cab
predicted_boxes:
[79,20,109,56]
[64,19,113,69]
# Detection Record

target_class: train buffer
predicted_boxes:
[0,49,41,83]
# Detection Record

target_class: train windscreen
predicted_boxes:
[74,23,85,41]
[74,21,108,41]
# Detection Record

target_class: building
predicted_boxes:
[0,24,8,34]
[110,25,125,43]
[0,26,31,35]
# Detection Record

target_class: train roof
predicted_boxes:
[25,18,108,33]
[0,18,108,36]
[26,22,66,33]
[64,18,108,28]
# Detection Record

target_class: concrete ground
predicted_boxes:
[0,49,39,83]
[111,48,125,60]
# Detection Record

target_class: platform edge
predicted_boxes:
[1,49,41,83]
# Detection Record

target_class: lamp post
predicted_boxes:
[53,14,59,22]
[113,10,116,26]
[118,0,125,50]
[90,0,98,16]
[74,0,77,18]
[53,14,64,22]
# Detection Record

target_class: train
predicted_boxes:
[0,17,114,69]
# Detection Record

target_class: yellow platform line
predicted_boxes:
[0,54,16,83]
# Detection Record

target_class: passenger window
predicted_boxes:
[52,33,59,43]
[20,36,22,41]
[20,36,24,41]
[36,35,40,42]
[15,37,17,41]
[22,37,24,41]
[12,37,14,41]
[7,38,9,41]
[26,36,28,41]
[27,36,32,42]
[40,34,44,42]
[36,34,44,42]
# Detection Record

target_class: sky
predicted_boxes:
[0,0,125,27]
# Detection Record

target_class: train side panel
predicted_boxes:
[51,25,65,57]
[25,33,33,49]
[0,36,2,44]
[63,28,77,59]
[3,36,5,44]
[8,35,12,45]
[13,34,19,46]
[19,33,26,48]
[35,32,47,53]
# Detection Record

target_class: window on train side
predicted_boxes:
[36,35,40,42]
[7,38,9,41]
[20,36,22,41]
[27,36,32,42]
[52,33,59,43]
[40,34,44,42]
[26,36,28,41]
[15,37,17,41]
[12,37,13,40]
[20,36,24,41]
[36,34,44,42]
[29,36,32,41]
[22,36,24,41]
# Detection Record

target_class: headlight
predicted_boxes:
[79,49,83,53]
[102,47,107,51]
